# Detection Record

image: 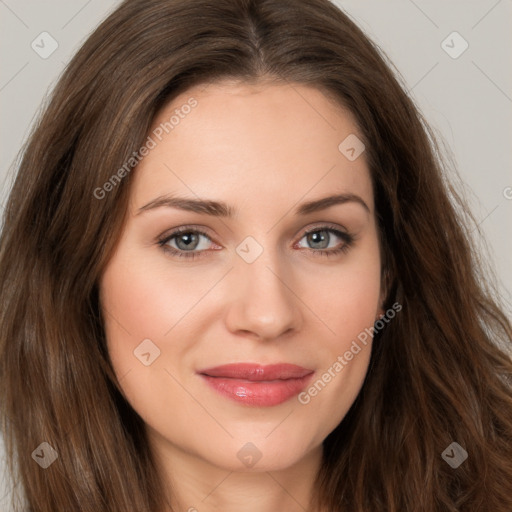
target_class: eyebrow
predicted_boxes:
[136,192,370,217]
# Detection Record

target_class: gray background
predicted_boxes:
[1,0,511,507]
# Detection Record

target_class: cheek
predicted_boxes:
[98,253,202,429]
[296,242,381,430]
[98,248,224,407]
[312,246,382,348]
[98,251,174,386]
[99,249,208,352]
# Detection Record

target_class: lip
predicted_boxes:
[197,363,314,407]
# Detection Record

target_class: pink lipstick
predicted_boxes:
[198,363,314,407]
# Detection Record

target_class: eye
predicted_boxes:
[295,226,354,257]
[157,227,217,259]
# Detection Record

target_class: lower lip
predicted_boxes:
[200,374,314,407]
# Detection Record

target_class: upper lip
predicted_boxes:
[198,363,313,381]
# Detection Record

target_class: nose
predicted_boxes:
[224,250,303,341]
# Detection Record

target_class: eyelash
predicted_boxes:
[157,225,355,260]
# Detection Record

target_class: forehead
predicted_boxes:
[130,80,373,215]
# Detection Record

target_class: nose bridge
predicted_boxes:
[226,236,302,339]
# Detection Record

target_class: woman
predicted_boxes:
[1,0,511,510]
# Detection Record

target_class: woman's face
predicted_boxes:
[99,80,384,472]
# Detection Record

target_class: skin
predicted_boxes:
[99,79,385,512]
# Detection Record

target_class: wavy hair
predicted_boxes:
[1,0,511,510]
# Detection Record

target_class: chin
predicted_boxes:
[196,430,321,473]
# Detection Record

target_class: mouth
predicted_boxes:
[197,363,314,407]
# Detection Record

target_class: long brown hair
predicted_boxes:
[1,0,511,510]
